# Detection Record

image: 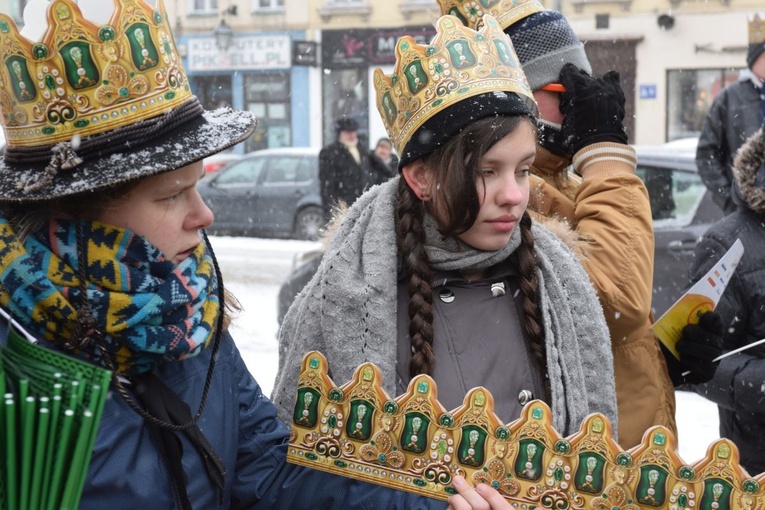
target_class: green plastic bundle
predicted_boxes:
[0,314,111,510]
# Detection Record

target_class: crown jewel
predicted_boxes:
[750,14,765,45]
[288,351,764,506]
[373,15,534,156]
[0,0,190,149]
[437,0,544,31]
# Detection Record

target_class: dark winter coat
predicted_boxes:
[319,141,378,220]
[688,128,765,475]
[395,262,545,424]
[696,75,763,215]
[0,319,445,509]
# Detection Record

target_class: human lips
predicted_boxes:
[176,243,199,261]
[486,215,518,232]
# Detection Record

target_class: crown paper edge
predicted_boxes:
[437,0,545,32]
[373,14,535,157]
[288,350,765,506]
[0,0,192,149]
[750,14,765,45]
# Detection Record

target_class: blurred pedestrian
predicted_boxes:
[696,14,765,215]
[319,117,376,221]
[372,137,400,174]
[687,127,765,475]
[456,2,676,448]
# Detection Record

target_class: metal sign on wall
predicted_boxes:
[322,26,436,68]
[187,35,292,71]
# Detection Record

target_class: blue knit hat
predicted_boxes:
[504,10,592,91]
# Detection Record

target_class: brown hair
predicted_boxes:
[395,115,549,399]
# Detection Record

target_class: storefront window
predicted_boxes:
[192,75,233,110]
[666,68,741,142]
[322,68,368,146]
[244,72,291,152]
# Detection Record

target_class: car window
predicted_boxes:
[263,157,313,184]
[636,165,706,228]
[215,157,265,185]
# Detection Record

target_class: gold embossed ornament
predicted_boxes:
[0,0,256,201]
[373,14,536,168]
[436,0,544,32]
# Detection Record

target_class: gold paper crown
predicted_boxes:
[437,0,544,31]
[373,15,534,156]
[750,14,765,45]
[288,351,765,507]
[0,0,190,149]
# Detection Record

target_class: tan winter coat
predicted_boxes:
[528,144,676,449]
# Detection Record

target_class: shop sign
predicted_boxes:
[322,26,436,68]
[188,35,291,71]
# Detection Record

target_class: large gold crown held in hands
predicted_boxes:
[0,0,190,149]
[436,0,544,31]
[287,352,765,508]
[373,14,534,156]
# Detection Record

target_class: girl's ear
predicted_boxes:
[401,160,433,201]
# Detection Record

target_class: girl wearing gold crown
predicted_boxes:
[273,14,618,460]
[0,0,494,508]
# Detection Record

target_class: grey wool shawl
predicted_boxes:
[272,177,618,437]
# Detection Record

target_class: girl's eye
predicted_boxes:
[165,191,182,202]
[480,167,495,175]
[517,168,530,176]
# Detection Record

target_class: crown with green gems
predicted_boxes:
[436,0,544,32]
[750,14,765,45]
[0,0,190,149]
[373,14,534,156]
[288,351,765,506]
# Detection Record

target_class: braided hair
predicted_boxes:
[395,115,548,400]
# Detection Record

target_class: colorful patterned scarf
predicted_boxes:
[0,218,220,375]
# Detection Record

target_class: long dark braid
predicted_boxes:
[395,177,435,377]
[513,211,550,401]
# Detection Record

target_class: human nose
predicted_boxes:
[189,188,214,230]
[496,173,524,206]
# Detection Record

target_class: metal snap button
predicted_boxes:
[518,389,533,406]
[490,282,506,297]
[438,289,455,303]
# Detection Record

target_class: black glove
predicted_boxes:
[674,311,724,384]
[558,63,628,154]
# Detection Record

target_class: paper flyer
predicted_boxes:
[651,238,744,359]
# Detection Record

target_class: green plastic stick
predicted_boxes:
[45,408,74,510]
[28,407,50,510]
[70,384,102,510]
[60,409,94,510]
[19,395,35,510]
[39,394,61,509]
[5,398,17,510]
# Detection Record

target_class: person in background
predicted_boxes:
[0,2,493,507]
[274,14,618,442]
[373,136,400,174]
[319,117,376,222]
[444,1,676,449]
[696,14,765,215]
[687,127,765,475]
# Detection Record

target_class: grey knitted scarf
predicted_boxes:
[273,177,617,437]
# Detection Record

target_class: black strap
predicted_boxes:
[132,372,227,507]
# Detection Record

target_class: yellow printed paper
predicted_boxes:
[651,239,744,359]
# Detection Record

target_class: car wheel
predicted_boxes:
[294,206,324,240]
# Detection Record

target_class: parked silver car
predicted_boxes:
[634,138,724,317]
[199,147,324,240]
[277,139,725,322]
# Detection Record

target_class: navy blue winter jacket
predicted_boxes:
[0,319,445,509]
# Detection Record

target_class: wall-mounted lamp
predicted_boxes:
[657,13,675,30]
[214,19,233,51]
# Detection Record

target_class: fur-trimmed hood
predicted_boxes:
[732,127,765,214]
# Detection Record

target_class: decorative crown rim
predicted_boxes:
[373,14,535,157]
[436,0,545,32]
[749,13,765,45]
[0,0,191,149]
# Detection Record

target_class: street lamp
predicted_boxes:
[214,18,234,51]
